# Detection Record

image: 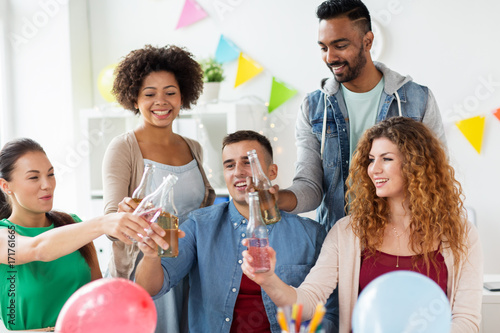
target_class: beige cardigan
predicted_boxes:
[295,216,483,333]
[102,131,215,278]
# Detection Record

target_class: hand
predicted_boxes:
[101,212,150,244]
[139,224,186,258]
[241,238,276,286]
[117,197,139,213]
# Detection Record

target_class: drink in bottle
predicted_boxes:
[132,163,154,204]
[247,149,281,224]
[246,192,270,272]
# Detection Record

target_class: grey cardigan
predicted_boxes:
[102,131,215,278]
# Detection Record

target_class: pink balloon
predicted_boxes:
[55,278,157,333]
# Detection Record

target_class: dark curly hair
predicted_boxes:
[112,44,203,113]
[347,117,468,273]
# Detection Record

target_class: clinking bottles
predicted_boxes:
[247,149,281,224]
[132,163,154,204]
[156,182,179,258]
[247,192,270,272]
[133,174,178,225]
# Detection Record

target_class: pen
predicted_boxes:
[307,303,325,332]
[295,303,303,332]
[277,307,289,332]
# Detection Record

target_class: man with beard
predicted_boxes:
[277,0,446,231]
[276,2,446,329]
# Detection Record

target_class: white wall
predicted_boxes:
[3,0,500,273]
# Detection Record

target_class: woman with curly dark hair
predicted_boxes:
[102,45,215,333]
[242,117,483,333]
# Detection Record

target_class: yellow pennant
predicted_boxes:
[456,115,485,154]
[234,53,263,88]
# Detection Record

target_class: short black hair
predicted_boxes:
[222,130,273,162]
[316,0,371,34]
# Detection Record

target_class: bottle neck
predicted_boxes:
[248,194,264,227]
[248,153,271,187]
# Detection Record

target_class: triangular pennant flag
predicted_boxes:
[175,0,207,29]
[268,77,298,113]
[215,35,240,64]
[456,115,485,154]
[494,108,500,122]
[234,53,263,88]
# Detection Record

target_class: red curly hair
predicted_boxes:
[346,117,468,271]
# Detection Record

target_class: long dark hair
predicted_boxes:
[0,138,94,266]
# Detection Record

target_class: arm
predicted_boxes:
[450,225,483,333]
[136,224,187,296]
[241,241,298,306]
[0,213,149,265]
[284,96,324,213]
[422,89,447,148]
[102,136,135,215]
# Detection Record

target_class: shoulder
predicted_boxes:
[185,202,228,223]
[107,131,137,152]
[279,212,326,237]
[181,136,202,154]
[70,214,82,223]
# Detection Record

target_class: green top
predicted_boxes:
[0,216,91,330]
[341,77,385,161]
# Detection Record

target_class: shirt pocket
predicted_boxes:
[276,264,314,287]
[311,120,340,169]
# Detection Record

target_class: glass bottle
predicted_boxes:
[246,192,270,273]
[132,163,154,204]
[133,174,178,224]
[156,184,179,258]
[247,149,281,224]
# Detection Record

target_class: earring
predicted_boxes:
[7,191,11,194]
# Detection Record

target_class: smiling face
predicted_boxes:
[135,71,182,129]
[1,151,56,215]
[222,140,277,212]
[367,137,406,204]
[318,16,371,85]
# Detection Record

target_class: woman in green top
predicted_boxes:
[0,138,152,331]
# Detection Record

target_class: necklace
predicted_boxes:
[391,225,409,268]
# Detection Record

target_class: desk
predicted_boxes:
[482,274,500,333]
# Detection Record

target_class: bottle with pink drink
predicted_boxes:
[246,192,270,273]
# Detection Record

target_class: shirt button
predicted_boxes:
[232,288,237,292]
[242,220,246,224]
[225,318,230,322]
[233,223,237,226]
[238,259,243,264]
[343,128,345,131]
[241,233,246,238]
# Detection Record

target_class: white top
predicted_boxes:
[144,158,205,222]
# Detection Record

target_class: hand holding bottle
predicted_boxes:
[100,212,151,244]
[138,225,185,258]
[241,238,276,285]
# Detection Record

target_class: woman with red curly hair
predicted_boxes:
[103,45,215,333]
[242,117,483,333]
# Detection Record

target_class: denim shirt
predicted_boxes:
[289,62,446,232]
[153,201,327,333]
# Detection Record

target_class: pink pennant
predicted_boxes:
[175,0,207,29]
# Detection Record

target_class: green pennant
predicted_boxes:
[268,77,297,113]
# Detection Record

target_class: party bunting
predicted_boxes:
[456,115,485,154]
[215,35,241,64]
[175,0,207,29]
[494,108,500,122]
[268,77,298,113]
[234,53,263,88]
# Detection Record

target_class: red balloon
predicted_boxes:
[55,278,157,333]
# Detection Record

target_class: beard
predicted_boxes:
[328,45,367,83]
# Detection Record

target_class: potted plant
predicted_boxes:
[198,57,225,104]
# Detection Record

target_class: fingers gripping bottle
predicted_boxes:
[247,192,270,273]
[157,178,180,258]
[131,163,154,204]
[247,149,281,224]
[133,174,178,225]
